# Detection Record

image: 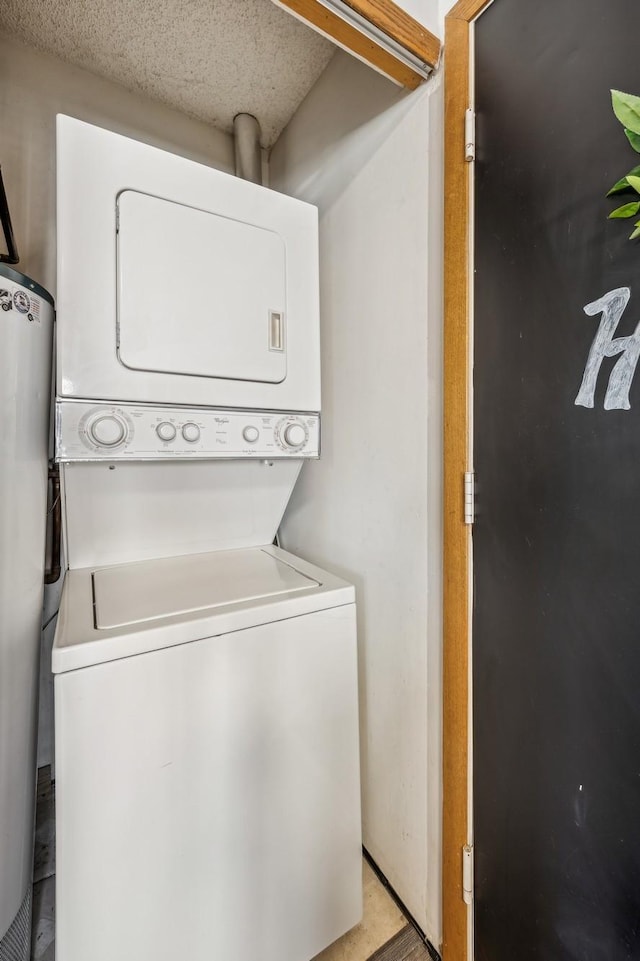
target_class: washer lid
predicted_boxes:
[53,546,355,674]
[93,548,319,630]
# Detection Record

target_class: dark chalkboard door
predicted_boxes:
[473,2,640,959]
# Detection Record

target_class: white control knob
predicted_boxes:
[89,414,126,447]
[242,426,259,443]
[156,421,176,442]
[283,423,307,448]
[182,422,201,443]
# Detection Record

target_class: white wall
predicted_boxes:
[0,34,235,768]
[393,0,440,37]
[271,51,443,947]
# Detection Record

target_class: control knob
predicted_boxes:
[156,422,176,442]
[182,422,201,443]
[89,414,127,448]
[242,426,259,443]
[282,422,307,449]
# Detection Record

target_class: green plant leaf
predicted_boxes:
[629,221,640,240]
[625,128,640,153]
[612,90,640,135]
[626,174,640,193]
[609,201,640,219]
[607,165,640,195]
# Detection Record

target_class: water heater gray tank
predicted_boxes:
[0,265,53,961]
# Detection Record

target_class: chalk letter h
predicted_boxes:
[575,287,640,410]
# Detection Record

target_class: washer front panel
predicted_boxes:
[54,603,362,961]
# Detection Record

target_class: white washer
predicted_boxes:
[53,546,362,961]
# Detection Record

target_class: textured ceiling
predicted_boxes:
[0,0,336,146]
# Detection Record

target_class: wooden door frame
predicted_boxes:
[273,0,441,89]
[442,2,493,959]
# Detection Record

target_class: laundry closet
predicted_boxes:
[0,3,445,960]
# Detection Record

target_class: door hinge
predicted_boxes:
[462,844,474,904]
[465,108,476,162]
[464,471,475,525]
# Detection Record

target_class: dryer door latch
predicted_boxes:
[269,310,285,352]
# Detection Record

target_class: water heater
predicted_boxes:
[0,266,53,961]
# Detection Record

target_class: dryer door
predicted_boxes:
[117,191,286,385]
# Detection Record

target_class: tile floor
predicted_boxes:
[30,767,431,961]
[368,925,435,961]
[31,770,56,961]
[312,861,406,961]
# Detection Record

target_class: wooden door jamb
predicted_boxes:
[442,2,493,958]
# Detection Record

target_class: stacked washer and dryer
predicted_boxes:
[53,116,362,961]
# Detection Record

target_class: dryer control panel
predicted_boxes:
[56,401,320,462]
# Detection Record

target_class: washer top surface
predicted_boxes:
[53,546,354,674]
[94,547,317,629]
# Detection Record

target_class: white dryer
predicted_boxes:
[53,547,362,961]
[56,116,320,413]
